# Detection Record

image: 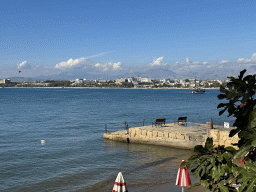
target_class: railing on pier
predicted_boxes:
[104,116,236,134]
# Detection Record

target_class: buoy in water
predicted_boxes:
[41,140,46,144]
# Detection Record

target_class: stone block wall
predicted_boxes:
[210,129,239,149]
[103,127,240,150]
[127,128,206,149]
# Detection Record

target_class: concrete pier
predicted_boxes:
[103,122,239,149]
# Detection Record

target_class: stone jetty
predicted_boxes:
[103,122,239,149]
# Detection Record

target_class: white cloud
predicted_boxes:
[113,62,121,70]
[252,53,256,60]
[151,57,165,66]
[220,60,229,64]
[237,53,256,63]
[95,62,122,71]
[12,53,256,80]
[17,61,31,69]
[237,58,251,63]
[55,57,88,69]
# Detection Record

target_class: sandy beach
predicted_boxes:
[84,170,204,192]
[127,174,204,192]
[84,149,244,192]
[80,147,205,192]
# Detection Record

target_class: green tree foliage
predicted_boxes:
[182,69,256,192]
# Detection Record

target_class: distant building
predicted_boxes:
[165,79,176,86]
[75,79,84,84]
[97,80,107,83]
[97,79,107,85]
[0,79,11,84]
[84,80,97,85]
[127,78,133,83]
[115,78,127,85]
[140,77,151,83]
[179,79,190,87]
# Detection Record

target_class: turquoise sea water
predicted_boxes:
[0,88,234,191]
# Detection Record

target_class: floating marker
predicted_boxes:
[41,140,46,144]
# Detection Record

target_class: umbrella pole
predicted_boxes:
[182,187,184,192]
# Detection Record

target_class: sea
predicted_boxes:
[0,88,235,192]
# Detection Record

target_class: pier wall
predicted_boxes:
[211,129,239,149]
[103,125,240,149]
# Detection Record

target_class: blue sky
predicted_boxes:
[1,0,256,79]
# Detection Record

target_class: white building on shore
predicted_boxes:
[0,79,11,84]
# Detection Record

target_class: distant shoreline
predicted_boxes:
[2,87,219,90]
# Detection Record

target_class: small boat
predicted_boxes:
[191,78,205,94]
[191,87,205,94]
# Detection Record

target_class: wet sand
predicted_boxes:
[80,152,204,192]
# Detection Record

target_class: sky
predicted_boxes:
[1,0,256,80]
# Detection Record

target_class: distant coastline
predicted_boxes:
[2,86,220,89]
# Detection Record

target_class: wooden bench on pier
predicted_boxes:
[174,117,187,125]
[152,118,166,127]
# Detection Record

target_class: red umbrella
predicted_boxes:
[112,172,128,192]
[176,160,191,192]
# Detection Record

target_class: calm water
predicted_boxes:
[0,88,232,191]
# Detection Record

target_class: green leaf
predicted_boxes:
[194,145,205,153]
[225,146,237,154]
[229,128,241,137]
[180,161,187,168]
[241,107,249,116]
[241,93,250,104]
[187,162,194,171]
[251,140,256,147]
[244,162,256,173]
[234,144,251,159]
[194,169,200,180]
[238,181,249,192]
[188,154,200,161]
[211,169,222,181]
[218,94,227,100]
[221,163,231,173]
[187,183,201,189]
[218,154,224,161]
[238,130,254,140]
[245,178,256,192]
[239,69,247,80]
[191,167,198,173]
[211,184,218,191]
[206,164,214,173]
[219,108,227,116]
[228,76,236,81]
[219,86,226,93]
[218,184,230,192]
[228,105,236,115]
[217,103,227,109]
[209,156,215,164]
[233,166,243,172]
[205,137,213,151]
[200,180,209,188]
